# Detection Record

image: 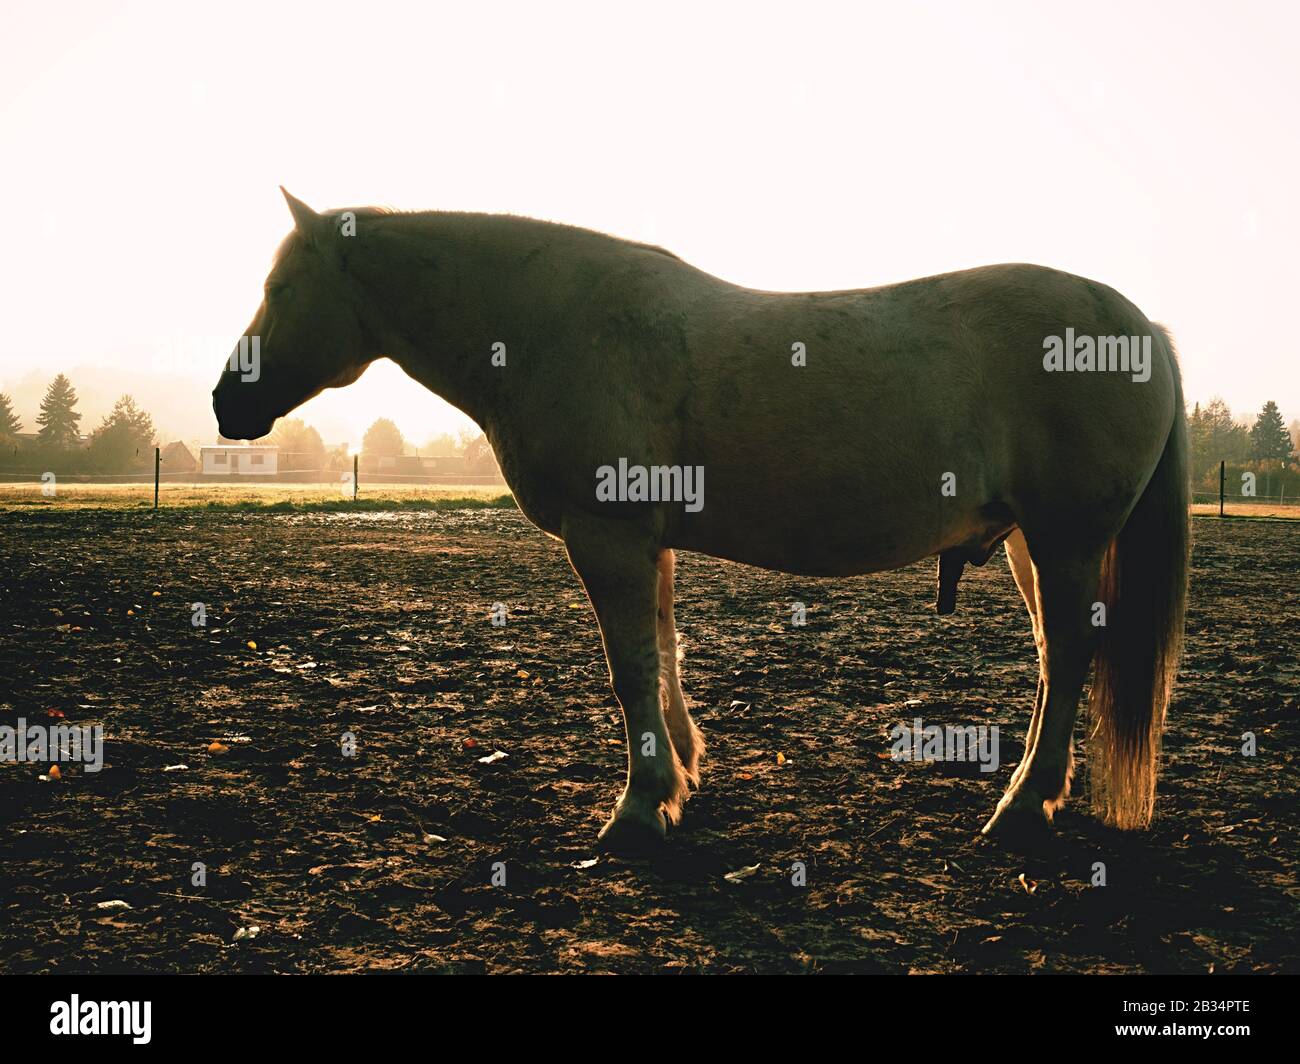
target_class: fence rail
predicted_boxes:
[0,451,1291,516]
[0,447,505,492]
[0,470,507,483]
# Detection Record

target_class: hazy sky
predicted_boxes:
[1,0,1296,448]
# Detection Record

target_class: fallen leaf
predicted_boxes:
[724,864,761,883]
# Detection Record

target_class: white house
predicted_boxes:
[200,445,279,476]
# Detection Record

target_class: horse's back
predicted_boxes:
[658,262,1178,570]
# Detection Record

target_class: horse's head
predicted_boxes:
[212,188,378,440]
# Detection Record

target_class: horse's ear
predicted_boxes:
[280,186,321,235]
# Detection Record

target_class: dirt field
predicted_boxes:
[0,508,1295,974]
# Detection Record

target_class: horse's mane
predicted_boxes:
[322,206,682,262]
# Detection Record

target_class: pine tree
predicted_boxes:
[0,392,21,436]
[1188,397,1250,480]
[35,374,82,449]
[1249,401,1294,463]
[87,395,156,472]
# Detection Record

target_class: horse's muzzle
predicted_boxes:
[212,380,276,441]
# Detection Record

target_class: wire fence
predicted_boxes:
[0,448,508,508]
[1191,459,1297,515]
[1191,492,1292,505]
[0,449,505,484]
[0,470,507,483]
[0,452,1293,516]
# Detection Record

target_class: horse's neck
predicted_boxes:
[360,214,611,429]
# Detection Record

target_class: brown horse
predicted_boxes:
[213,189,1189,850]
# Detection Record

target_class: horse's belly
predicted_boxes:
[670,489,989,577]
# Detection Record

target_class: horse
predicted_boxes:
[213,188,1189,851]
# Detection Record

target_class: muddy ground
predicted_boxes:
[0,509,1295,973]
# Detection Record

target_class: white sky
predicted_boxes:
[1,0,1297,448]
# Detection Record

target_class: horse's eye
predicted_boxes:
[266,283,289,301]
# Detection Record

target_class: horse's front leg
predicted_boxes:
[563,511,689,851]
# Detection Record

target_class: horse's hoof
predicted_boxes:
[981,794,1055,851]
[597,804,668,855]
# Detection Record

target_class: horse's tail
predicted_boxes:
[1089,324,1190,830]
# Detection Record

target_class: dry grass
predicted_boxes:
[1191,502,1300,520]
[4,481,1294,518]
[0,480,514,511]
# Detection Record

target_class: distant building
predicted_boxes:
[423,454,469,475]
[200,444,278,476]
[12,432,90,446]
[159,441,198,473]
[378,454,466,474]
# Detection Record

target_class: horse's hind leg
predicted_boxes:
[563,512,689,850]
[983,547,1104,840]
[656,549,705,786]
[1003,529,1046,794]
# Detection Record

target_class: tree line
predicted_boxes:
[239,416,498,474]
[0,374,156,474]
[356,417,497,473]
[0,374,1291,487]
[1188,398,1298,497]
[0,374,500,476]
